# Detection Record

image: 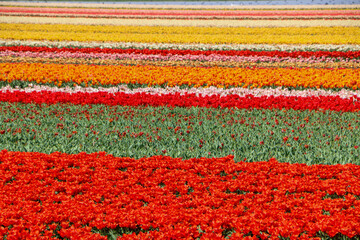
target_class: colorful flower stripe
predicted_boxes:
[3,39,360,52]
[0,47,360,68]
[1,7,359,18]
[4,56,360,69]
[1,102,359,164]
[1,90,359,112]
[1,63,359,89]
[3,46,360,58]
[1,46,359,67]
[4,13,360,20]
[1,150,360,239]
[1,24,359,44]
[2,2,360,9]
[3,84,360,99]
[3,16,360,27]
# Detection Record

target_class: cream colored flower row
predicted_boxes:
[1,1,359,9]
[2,84,360,99]
[2,16,359,27]
[1,24,359,44]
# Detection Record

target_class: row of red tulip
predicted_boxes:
[0,90,359,112]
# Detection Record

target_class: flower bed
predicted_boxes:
[0,2,360,239]
[1,150,360,239]
[1,24,359,44]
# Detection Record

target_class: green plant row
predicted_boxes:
[0,102,359,165]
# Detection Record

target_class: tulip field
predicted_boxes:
[0,1,360,239]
